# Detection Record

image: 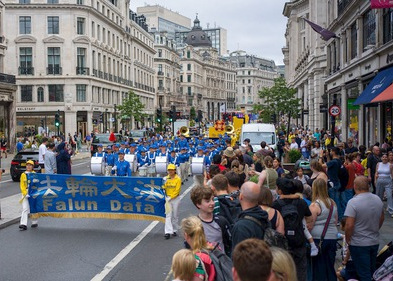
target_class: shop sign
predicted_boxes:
[17,107,36,111]
[303,110,309,115]
[347,98,360,110]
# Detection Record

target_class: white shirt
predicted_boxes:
[290,142,299,150]
[38,143,47,164]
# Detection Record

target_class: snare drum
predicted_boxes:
[147,164,155,175]
[191,157,204,175]
[155,156,168,174]
[124,154,137,173]
[91,157,105,175]
[139,166,147,177]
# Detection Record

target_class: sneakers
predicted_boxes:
[164,234,170,240]
[19,225,27,231]
[31,223,38,228]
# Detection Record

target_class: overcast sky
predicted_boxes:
[130,0,288,65]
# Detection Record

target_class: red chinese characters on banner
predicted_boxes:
[371,0,393,8]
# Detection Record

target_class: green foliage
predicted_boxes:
[116,91,147,123]
[288,149,302,163]
[190,120,195,127]
[253,77,300,125]
[190,107,196,121]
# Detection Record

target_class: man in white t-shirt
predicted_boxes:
[290,137,299,150]
[38,137,48,172]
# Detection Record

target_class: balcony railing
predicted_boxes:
[47,65,62,75]
[76,67,89,75]
[157,71,164,76]
[18,67,34,75]
[0,73,16,84]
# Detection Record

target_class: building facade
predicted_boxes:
[324,0,393,146]
[137,4,191,39]
[4,0,156,138]
[229,50,279,112]
[153,31,184,115]
[283,0,329,132]
[0,0,17,150]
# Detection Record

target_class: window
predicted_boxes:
[48,16,59,34]
[350,23,357,59]
[187,64,191,71]
[47,0,58,3]
[77,48,87,74]
[383,8,393,44]
[77,17,85,35]
[180,75,183,82]
[158,49,162,57]
[187,87,192,95]
[187,75,191,82]
[92,21,95,37]
[21,85,33,102]
[77,0,84,4]
[19,16,31,34]
[37,87,44,102]
[363,9,376,50]
[48,85,64,102]
[187,51,191,58]
[19,47,33,75]
[47,47,61,74]
[19,0,30,3]
[76,85,86,102]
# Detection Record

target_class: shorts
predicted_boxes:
[1,147,6,151]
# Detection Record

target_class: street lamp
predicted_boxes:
[105,108,108,133]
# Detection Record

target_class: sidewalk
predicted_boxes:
[0,150,91,229]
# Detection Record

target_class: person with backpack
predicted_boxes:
[231,181,269,250]
[181,216,234,281]
[272,178,312,281]
[190,186,232,256]
[319,147,346,221]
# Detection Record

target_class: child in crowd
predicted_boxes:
[294,167,310,187]
[170,249,197,281]
[336,218,357,281]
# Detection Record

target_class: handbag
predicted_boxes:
[318,199,334,253]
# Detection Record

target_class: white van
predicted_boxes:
[240,123,277,152]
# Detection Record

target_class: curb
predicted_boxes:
[0,217,20,230]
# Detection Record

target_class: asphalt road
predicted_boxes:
[0,162,195,281]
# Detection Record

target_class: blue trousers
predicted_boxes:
[349,244,379,281]
[312,239,337,281]
[328,187,345,220]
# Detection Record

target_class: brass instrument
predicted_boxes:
[225,125,235,135]
[180,126,189,137]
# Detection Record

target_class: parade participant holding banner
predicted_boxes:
[112,151,131,177]
[19,160,37,230]
[163,163,182,239]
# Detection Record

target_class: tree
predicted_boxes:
[253,77,300,133]
[116,91,147,124]
[190,106,196,121]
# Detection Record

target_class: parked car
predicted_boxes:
[10,149,41,182]
[91,133,123,156]
[129,130,148,140]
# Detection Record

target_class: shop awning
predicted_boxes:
[354,67,393,105]
[371,83,393,103]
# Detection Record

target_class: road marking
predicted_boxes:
[90,182,195,281]
[73,161,90,167]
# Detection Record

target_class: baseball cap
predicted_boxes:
[26,160,34,165]
[167,164,176,170]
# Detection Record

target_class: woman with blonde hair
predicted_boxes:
[231,159,246,187]
[307,178,338,281]
[181,216,216,281]
[270,247,297,281]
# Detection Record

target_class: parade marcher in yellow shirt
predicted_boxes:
[19,160,37,231]
[162,163,181,239]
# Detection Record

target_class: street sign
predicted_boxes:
[329,105,341,117]
[320,105,328,113]
[303,110,309,115]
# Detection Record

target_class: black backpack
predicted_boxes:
[217,195,242,227]
[203,244,233,281]
[277,199,305,248]
[335,159,349,192]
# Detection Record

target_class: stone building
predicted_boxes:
[4,0,156,138]
[229,50,279,112]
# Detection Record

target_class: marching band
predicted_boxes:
[90,134,232,180]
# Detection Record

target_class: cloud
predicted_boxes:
[131,0,287,64]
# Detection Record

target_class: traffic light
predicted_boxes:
[99,113,103,123]
[171,105,177,122]
[40,119,44,127]
[156,108,162,123]
[197,110,203,122]
[55,111,60,128]
[271,113,277,124]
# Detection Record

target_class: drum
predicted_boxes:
[91,157,105,175]
[155,156,168,174]
[191,157,204,175]
[139,166,147,177]
[124,154,137,173]
[147,164,155,175]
